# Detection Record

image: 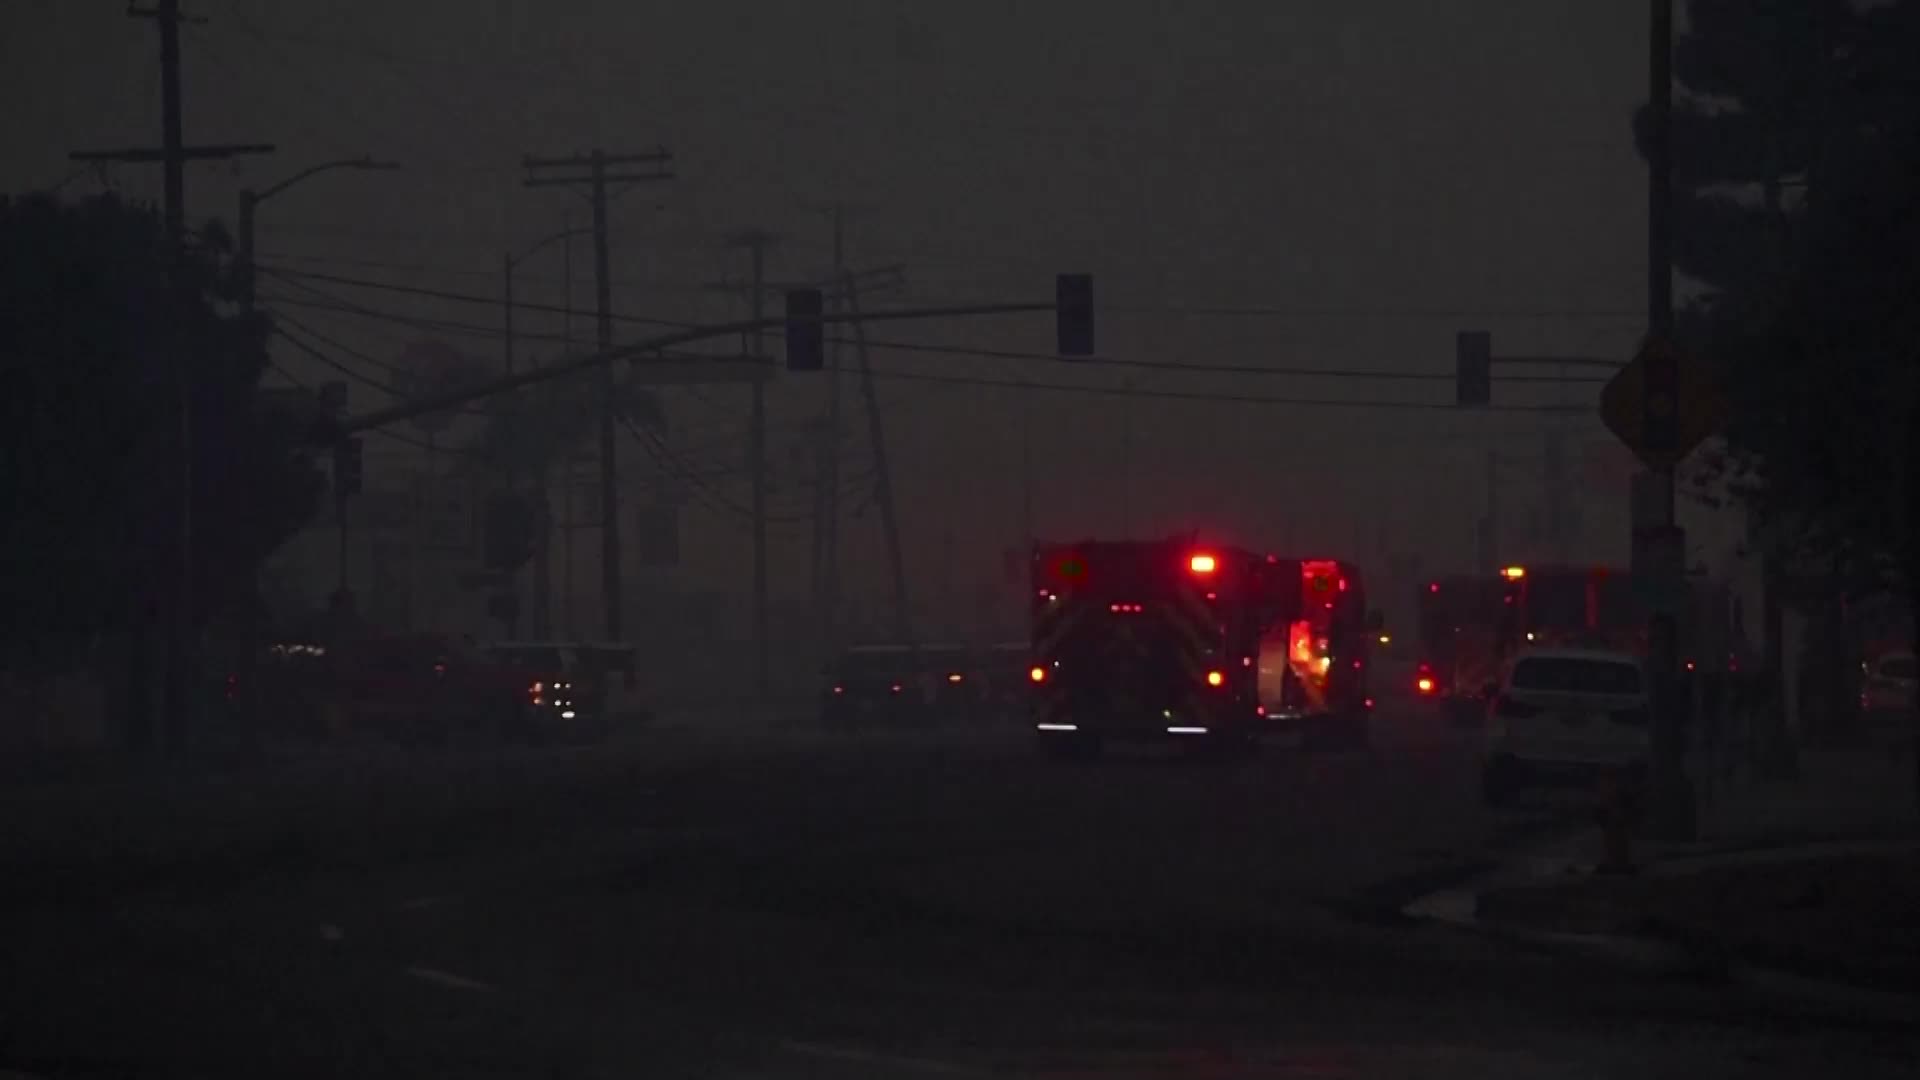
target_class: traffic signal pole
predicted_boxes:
[1644,0,1694,843]
[335,299,1069,436]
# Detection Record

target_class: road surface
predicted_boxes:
[3,693,1913,1078]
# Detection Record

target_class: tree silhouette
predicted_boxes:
[1647,1,1920,589]
[0,192,323,676]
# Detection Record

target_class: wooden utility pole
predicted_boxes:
[523,148,674,641]
[70,0,273,755]
[725,229,781,695]
[843,273,914,653]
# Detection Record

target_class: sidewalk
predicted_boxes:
[1464,745,1920,1001]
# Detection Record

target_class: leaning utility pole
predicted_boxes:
[798,201,867,625]
[723,228,781,696]
[70,0,273,756]
[843,272,914,653]
[523,148,673,641]
[705,251,904,661]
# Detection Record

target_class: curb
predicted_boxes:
[1401,852,1920,1027]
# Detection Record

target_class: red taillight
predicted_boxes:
[1190,553,1217,574]
[832,685,844,695]
[1206,670,1225,687]
[1417,677,1435,694]
[1364,697,1376,710]
[529,680,544,704]
[947,673,964,684]
[1429,582,1440,593]
[1108,602,1144,613]
[1030,666,1047,683]
[890,683,903,694]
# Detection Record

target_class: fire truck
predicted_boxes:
[1413,574,1508,723]
[1028,539,1379,758]
[1493,564,1745,674]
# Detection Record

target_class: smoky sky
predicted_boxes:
[6,2,1675,620]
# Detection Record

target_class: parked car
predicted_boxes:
[1480,648,1651,807]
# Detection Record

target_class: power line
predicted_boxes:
[259,265,1605,388]
[621,415,814,527]
[277,284,1594,417]
[259,263,694,328]
[269,320,491,419]
[262,290,568,347]
[858,367,1591,414]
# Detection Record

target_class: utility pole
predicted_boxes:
[844,273,915,654]
[523,148,674,641]
[799,201,870,635]
[704,233,902,682]
[724,228,781,696]
[1544,425,1570,562]
[1480,449,1499,570]
[1644,0,1695,840]
[70,0,274,757]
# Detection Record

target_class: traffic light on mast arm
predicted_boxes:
[1056,273,1094,357]
[785,288,824,372]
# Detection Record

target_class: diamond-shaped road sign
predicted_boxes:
[1599,335,1729,469]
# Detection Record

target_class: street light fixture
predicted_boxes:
[504,224,594,375]
[238,155,401,316]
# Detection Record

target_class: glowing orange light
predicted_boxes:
[947,673,964,683]
[1502,566,1527,580]
[1417,677,1435,694]
[1206,670,1225,687]
[1189,553,1217,574]
[1030,666,1047,683]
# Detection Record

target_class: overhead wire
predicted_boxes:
[255,264,1607,392]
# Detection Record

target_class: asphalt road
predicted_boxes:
[3,689,1915,1078]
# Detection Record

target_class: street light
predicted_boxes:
[503,224,594,375]
[238,155,400,316]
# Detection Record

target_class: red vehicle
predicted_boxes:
[1495,564,1744,674]
[1496,565,1646,659]
[1028,539,1378,758]
[1413,574,1507,721]
[1273,557,1378,739]
[340,633,537,746]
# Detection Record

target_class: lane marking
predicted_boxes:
[779,1040,990,1077]
[404,965,498,993]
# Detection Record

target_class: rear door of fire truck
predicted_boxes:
[1031,542,1254,752]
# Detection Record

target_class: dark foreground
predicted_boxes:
[3,704,1915,1078]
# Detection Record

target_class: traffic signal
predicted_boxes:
[333,437,363,496]
[1641,338,1678,455]
[785,288,824,372]
[482,493,538,572]
[1056,273,1094,356]
[1456,330,1491,406]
